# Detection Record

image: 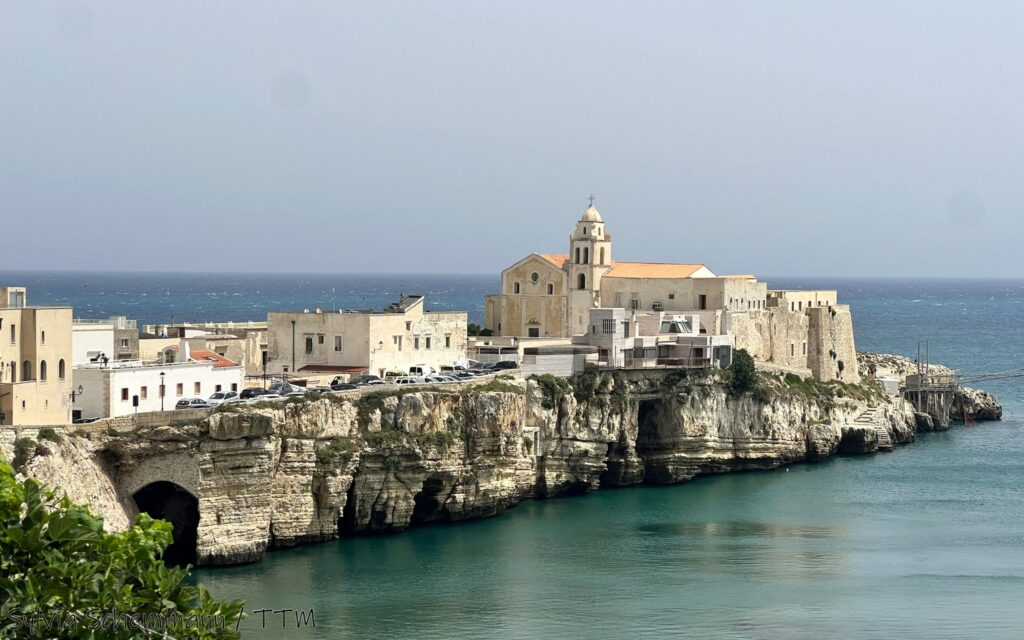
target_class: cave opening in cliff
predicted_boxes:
[133,481,199,567]
[635,399,663,465]
[411,475,448,525]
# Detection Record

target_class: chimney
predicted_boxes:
[178,338,191,363]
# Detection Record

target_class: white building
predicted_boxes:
[72,316,139,365]
[73,341,242,419]
[582,308,734,370]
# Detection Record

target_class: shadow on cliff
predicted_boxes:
[133,481,199,566]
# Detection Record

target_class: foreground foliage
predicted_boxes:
[0,461,244,639]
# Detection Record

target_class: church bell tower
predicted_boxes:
[567,198,612,335]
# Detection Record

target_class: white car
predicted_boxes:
[395,377,427,385]
[207,391,238,406]
[248,393,282,404]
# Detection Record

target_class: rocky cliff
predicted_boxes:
[0,365,1001,566]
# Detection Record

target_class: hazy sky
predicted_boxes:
[2,1,1022,276]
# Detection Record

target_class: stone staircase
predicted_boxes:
[854,406,893,451]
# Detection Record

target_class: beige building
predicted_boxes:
[485,203,859,382]
[266,295,467,381]
[0,287,74,426]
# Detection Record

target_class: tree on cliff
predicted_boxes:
[0,460,244,639]
[728,349,758,395]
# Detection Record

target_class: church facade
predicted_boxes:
[484,202,762,338]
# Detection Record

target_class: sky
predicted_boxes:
[1,1,1022,277]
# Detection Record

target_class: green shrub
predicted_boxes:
[0,459,244,638]
[728,349,758,395]
[315,437,361,469]
[12,437,36,467]
[532,374,570,410]
[37,427,63,444]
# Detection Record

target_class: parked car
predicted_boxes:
[72,417,101,424]
[176,398,212,410]
[490,360,518,370]
[248,393,282,403]
[207,391,238,405]
[239,387,269,400]
[331,383,357,391]
[395,377,427,385]
[455,371,477,380]
[424,376,448,384]
[409,365,436,377]
[356,379,386,386]
[350,374,382,385]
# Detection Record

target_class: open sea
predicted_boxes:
[7,271,1024,639]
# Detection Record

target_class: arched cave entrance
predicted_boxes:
[133,481,199,567]
[411,475,448,525]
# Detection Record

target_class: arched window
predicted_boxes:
[547,283,554,295]
[58,359,66,380]
[583,247,590,264]
[513,282,521,294]
[22,360,32,381]
[577,274,586,290]
[8,362,15,383]
[599,247,605,264]
[574,247,581,263]
[39,360,47,381]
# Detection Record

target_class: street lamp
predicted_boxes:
[70,385,84,402]
[159,372,166,411]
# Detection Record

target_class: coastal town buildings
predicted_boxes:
[485,203,858,382]
[73,340,243,420]
[266,295,468,381]
[140,321,267,380]
[0,287,74,426]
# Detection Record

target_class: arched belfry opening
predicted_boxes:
[578,273,587,290]
[133,481,199,566]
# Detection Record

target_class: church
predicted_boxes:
[484,201,767,339]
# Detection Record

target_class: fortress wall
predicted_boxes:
[807,305,859,383]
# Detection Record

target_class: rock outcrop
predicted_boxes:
[0,364,1001,566]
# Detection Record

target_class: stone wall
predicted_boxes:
[807,305,860,383]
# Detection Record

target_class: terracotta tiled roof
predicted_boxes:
[167,346,239,368]
[604,262,709,279]
[538,253,570,267]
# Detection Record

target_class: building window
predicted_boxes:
[790,344,795,357]
[425,337,432,350]
[318,335,324,344]
[39,360,47,381]
[58,359,65,379]
[668,293,675,300]
[194,382,201,395]
[305,337,314,354]
[599,247,605,264]
[9,324,14,344]
[120,338,129,348]
[176,383,184,396]
[575,247,581,263]
[528,327,540,338]
[630,298,640,310]
[577,274,586,290]
[602,319,616,334]
[393,336,402,351]
[414,336,420,350]
[445,335,451,348]
[40,330,45,344]
[531,272,539,284]
[22,360,31,381]
[231,383,238,392]
[405,322,412,331]
[335,336,343,352]
[121,388,129,401]
[140,386,148,400]
[802,342,807,356]
[514,282,521,294]
[547,283,554,295]
[215,384,222,392]
[583,247,589,264]
[699,295,707,310]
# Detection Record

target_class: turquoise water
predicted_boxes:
[9,272,1023,637]
[186,277,1024,639]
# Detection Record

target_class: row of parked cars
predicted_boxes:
[174,361,519,409]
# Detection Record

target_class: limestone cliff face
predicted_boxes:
[0,366,994,566]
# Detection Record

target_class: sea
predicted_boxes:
[7,271,1024,639]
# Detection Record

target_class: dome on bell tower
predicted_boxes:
[581,202,603,222]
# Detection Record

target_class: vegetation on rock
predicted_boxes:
[0,460,244,639]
